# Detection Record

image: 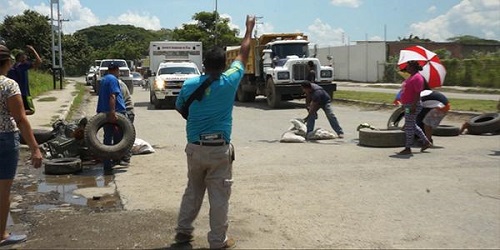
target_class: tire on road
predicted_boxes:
[358,128,405,147]
[43,157,82,175]
[387,106,405,129]
[467,113,500,135]
[20,129,54,145]
[266,78,281,108]
[432,125,460,136]
[84,113,136,160]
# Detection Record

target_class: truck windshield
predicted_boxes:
[159,67,198,75]
[101,60,127,68]
[271,43,309,59]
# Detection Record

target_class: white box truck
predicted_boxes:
[147,41,203,109]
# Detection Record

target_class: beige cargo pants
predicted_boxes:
[176,143,234,248]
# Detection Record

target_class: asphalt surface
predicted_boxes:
[11,77,500,249]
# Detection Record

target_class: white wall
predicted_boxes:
[312,42,387,82]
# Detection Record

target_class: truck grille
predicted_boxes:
[292,64,308,81]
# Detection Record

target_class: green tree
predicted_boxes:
[62,33,94,76]
[398,34,432,42]
[0,10,52,70]
[447,35,500,45]
[172,11,241,51]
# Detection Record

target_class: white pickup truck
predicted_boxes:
[149,61,200,109]
[93,59,134,95]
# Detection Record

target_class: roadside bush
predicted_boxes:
[29,70,65,97]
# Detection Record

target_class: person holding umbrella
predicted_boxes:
[398,60,432,155]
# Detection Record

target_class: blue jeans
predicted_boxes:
[0,132,20,180]
[306,102,344,135]
[103,122,124,170]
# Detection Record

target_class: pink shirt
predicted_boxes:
[400,73,424,104]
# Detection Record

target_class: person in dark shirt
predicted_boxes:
[302,81,344,138]
[307,61,316,82]
[7,45,42,115]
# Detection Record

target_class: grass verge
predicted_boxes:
[30,70,65,97]
[334,90,499,113]
[66,82,87,121]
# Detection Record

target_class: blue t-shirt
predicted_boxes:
[310,83,331,105]
[7,62,33,96]
[96,74,126,113]
[176,61,245,143]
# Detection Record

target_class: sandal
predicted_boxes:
[0,234,27,246]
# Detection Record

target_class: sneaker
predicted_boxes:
[174,232,193,244]
[398,148,412,155]
[221,237,236,249]
[118,160,130,166]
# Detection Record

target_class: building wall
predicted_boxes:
[313,42,386,82]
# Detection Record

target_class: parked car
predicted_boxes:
[131,72,144,87]
[85,67,96,86]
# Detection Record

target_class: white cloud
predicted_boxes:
[427,5,437,13]
[409,0,500,41]
[330,0,362,8]
[307,18,344,47]
[107,11,162,30]
[0,0,29,18]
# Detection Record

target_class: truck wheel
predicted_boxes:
[43,157,82,175]
[387,106,405,129]
[266,78,281,108]
[237,84,256,102]
[236,76,256,102]
[467,113,500,135]
[84,113,136,160]
[150,91,162,109]
[358,128,405,147]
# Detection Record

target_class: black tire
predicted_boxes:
[467,113,500,135]
[43,157,82,175]
[20,129,55,145]
[84,113,136,160]
[236,77,256,102]
[432,125,460,136]
[150,91,162,109]
[358,128,405,147]
[387,106,405,129]
[266,78,281,108]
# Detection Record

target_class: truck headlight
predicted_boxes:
[154,79,164,89]
[320,70,333,78]
[277,71,290,80]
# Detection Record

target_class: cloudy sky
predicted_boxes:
[1,0,499,47]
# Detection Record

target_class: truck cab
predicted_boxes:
[150,61,201,109]
[93,59,134,95]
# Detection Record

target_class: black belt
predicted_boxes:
[192,141,227,146]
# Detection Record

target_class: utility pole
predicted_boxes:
[214,0,218,46]
[50,0,68,89]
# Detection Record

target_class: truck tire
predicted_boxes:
[43,157,82,175]
[266,78,281,108]
[387,106,405,129]
[236,77,256,102]
[432,125,460,136]
[358,128,405,147]
[150,91,162,109]
[84,113,136,160]
[467,113,500,135]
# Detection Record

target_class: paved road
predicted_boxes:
[60,78,499,249]
[110,85,500,248]
[336,81,500,101]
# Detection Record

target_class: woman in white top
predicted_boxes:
[0,45,42,246]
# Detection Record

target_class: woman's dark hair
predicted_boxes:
[407,60,423,71]
[204,47,226,73]
[0,45,11,67]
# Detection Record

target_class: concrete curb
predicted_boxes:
[333,98,483,117]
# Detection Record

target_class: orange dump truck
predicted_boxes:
[226,33,336,108]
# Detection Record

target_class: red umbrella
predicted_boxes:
[397,45,446,88]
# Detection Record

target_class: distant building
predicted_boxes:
[312,41,500,83]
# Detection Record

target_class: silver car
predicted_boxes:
[131,72,144,86]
